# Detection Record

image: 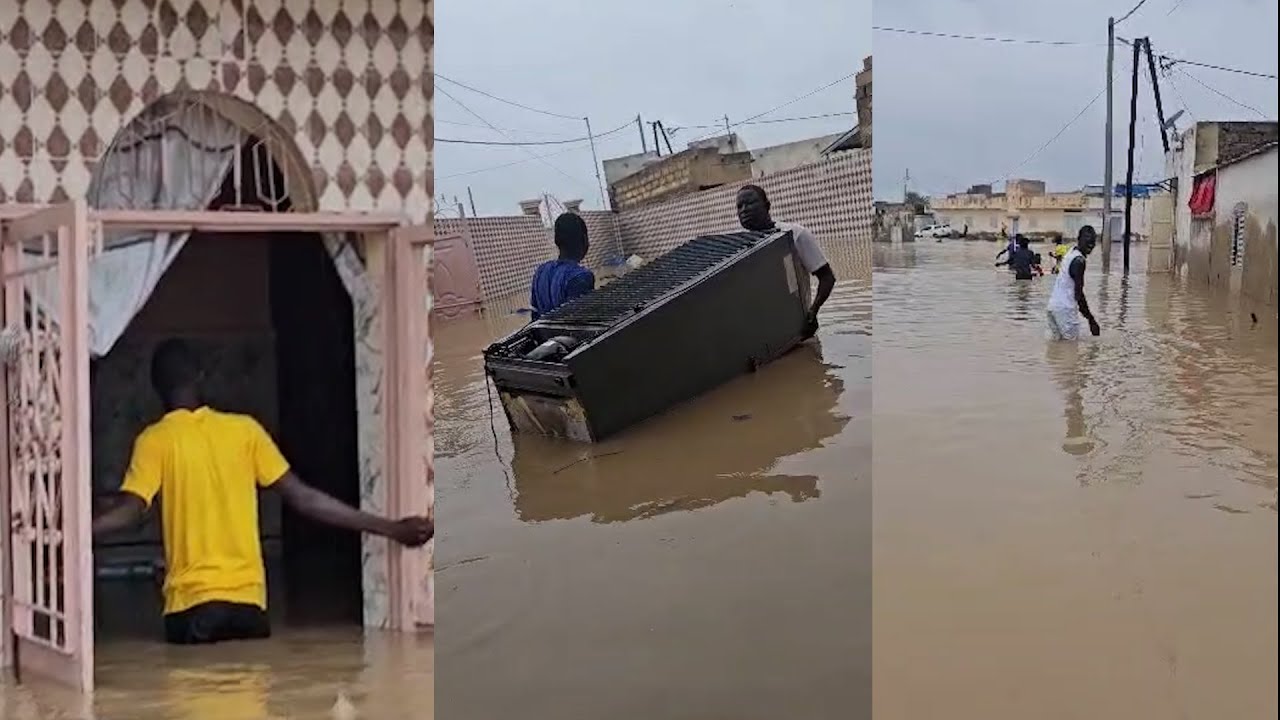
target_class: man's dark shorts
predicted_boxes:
[164,601,271,645]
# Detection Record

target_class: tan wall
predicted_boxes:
[0,0,431,220]
[610,146,753,211]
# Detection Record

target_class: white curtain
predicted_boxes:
[83,103,242,356]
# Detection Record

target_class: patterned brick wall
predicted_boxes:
[619,149,872,259]
[436,209,622,304]
[0,0,430,220]
[434,150,872,303]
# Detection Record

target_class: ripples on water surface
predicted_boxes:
[435,240,872,718]
[0,629,432,719]
[873,241,1276,720]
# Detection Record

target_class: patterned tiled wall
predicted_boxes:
[0,0,430,220]
[435,214,551,302]
[619,149,873,259]
[435,209,622,304]
[437,150,872,302]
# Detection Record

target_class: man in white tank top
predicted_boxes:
[1046,225,1101,341]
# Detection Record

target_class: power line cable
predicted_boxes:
[872,26,1091,46]
[434,73,581,121]
[1175,67,1269,118]
[437,84,591,187]
[670,111,854,132]
[437,119,633,146]
[684,71,858,146]
[1116,0,1152,24]
[875,26,1276,79]
[437,129,633,180]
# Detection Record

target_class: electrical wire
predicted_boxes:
[434,73,582,121]
[438,84,591,187]
[1116,0,1152,24]
[669,111,854,132]
[437,129,632,180]
[876,26,1277,79]
[437,119,634,146]
[996,76,1115,183]
[683,71,858,146]
[872,26,1091,46]
[1175,67,1270,118]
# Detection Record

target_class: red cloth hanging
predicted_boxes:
[1188,172,1216,216]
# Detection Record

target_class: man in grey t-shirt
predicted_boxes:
[735,184,836,339]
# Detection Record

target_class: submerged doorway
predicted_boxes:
[91,228,365,637]
[2,90,431,692]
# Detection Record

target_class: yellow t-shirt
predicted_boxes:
[120,407,290,615]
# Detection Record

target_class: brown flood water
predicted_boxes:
[435,241,872,718]
[0,629,432,719]
[873,242,1277,719]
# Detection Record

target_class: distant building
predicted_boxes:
[1162,120,1277,311]
[856,56,872,148]
[931,179,1165,240]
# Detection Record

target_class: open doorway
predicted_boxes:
[90,137,364,638]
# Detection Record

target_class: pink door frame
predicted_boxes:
[431,228,484,319]
[0,202,435,690]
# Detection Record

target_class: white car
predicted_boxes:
[914,224,953,239]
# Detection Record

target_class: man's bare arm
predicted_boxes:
[274,472,432,546]
[92,494,147,537]
[1070,257,1095,323]
[810,264,836,317]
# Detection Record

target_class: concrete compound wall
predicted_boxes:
[436,150,872,304]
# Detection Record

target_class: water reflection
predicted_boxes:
[436,239,871,718]
[509,346,842,523]
[0,629,432,719]
[873,241,1277,719]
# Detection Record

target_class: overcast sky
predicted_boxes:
[436,0,870,216]
[874,0,1279,200]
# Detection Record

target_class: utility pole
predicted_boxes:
[584,117,607,211]
[467,186,477,217]
[1143,39,1170,153]
[657,121,675,155]
[1103,16,1116,272]
[723,114,731,140]
[652,122,662,157]
[638,114,647,154]
[1123,37,1141,274]
[903,168,910,203]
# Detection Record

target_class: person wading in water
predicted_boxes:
[735,184,836,339]
[996,236,1042,280]
[92,339,433,644]
[1046,226,1101,340]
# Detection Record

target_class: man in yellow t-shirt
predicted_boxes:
[92,339,433,645]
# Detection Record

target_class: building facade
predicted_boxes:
[1,0,434,637]
[932,179,1161,241]
[1163,121,1277,312]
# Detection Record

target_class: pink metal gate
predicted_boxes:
[0,201,95,691]
[430,230,484,319]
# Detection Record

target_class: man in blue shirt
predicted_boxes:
[530,212,595,320]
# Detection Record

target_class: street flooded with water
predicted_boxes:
[435,241,872,718]
[872,241,1277,719]
[0,629,432,719]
